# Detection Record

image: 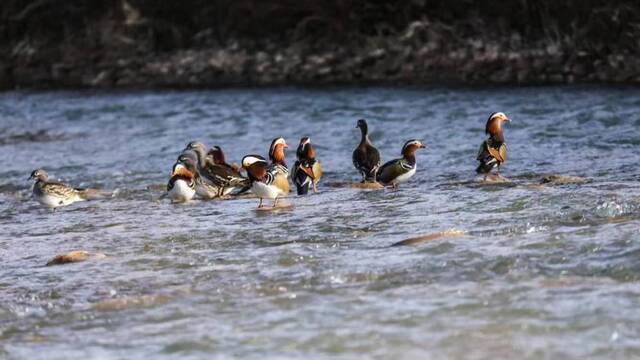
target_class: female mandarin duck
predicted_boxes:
[476,112,511,180]
[352,119,381,183]
[376,140,426,188]
[184,141,248,198]
[292,137,322,195]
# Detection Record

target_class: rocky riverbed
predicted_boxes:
[3,20,639,90]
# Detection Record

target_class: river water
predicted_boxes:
[1,86,639,359]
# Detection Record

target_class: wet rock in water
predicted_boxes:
[391,229,465,247]
[540,174,587,185]
[349,182,385,190]
[481,174,512,183]
[46,251,107,266]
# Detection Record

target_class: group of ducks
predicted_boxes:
[28,112,511,209]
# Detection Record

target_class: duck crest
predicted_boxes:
[242,155,269,182]
[210,146,226,165]
[269,138,288,167]
[296,137,315,161]
[486,112,508,145]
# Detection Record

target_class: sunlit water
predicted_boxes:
[1,86,639,359]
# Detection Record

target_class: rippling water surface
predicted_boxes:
[1,86,639,359]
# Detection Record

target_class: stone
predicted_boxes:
[46,251,107,266]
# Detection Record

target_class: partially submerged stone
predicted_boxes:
[46,251,107,266]
[540,174,587,185]
[349,182,384,190]
[391,229,466,247]
[481,174,512,184]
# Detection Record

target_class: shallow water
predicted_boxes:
[1,86,639,359]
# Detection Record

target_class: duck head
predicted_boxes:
[296,137,316,160]
[242,154,269,181]
[183,141,207,167]
[172,156,197,178]
[485,112,511,144]
[401,139,426,165]
[28,169,48,182]
[208,145,226,165]
[356,119,369,134]
[269,137,288,166]
[401,139,426,155]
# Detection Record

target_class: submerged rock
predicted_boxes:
[540,174,587,185]
[349,182,385,190]
[46,251,107,266]
[391,229,465,247]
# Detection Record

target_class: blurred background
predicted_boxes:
[1,0,639,89]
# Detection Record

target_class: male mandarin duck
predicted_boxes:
[167,155,197,203]
[242,154,288,208]
[352,119,381,183]
[267,137,290,196]
[292,137,322,195]
[476,112,511,179]
[376,140,426,188]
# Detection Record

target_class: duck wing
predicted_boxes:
[41,182,80,198]
[376,158,410,184]
[352,143,381,180]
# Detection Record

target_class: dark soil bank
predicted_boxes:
[1,0,639,89]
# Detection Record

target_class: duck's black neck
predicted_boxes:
[359,125,369,144]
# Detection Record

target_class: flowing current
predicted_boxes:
[1,86,639,359]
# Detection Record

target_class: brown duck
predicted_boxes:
[352,119,381,182]
[476,112,511,179]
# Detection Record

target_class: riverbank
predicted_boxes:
[2,1,639,90]
[5,32,639,90]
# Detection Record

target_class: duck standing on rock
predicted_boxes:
[242,154,288,208]
[268,137,290,196]
[292,137,322,195]
[167,155,197,203]
[377,140,427,188]
[352,119,381,183]
[476,112,511,180]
